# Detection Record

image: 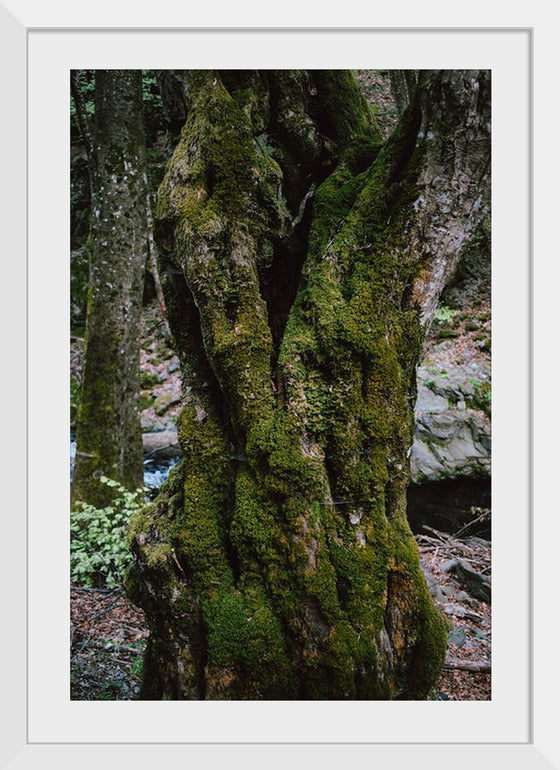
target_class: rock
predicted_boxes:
[440,559,458,573]
[421,565,447,603]
[153,392,173,415]
[453,559,491,604]
[142,428,180,459]
[415,382,449,412]
[152,391,180,415]
[141,414,159,431]
[456,591,479,608]
[443,604,483,622]
[410,364,491,483]
[168,359,179,374]
[137,391,153,412]
[139,368,160,388]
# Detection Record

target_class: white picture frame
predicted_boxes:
[2,2,554,767]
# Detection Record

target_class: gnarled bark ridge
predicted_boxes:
[127,70,490,699]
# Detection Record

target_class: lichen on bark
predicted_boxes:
[127,69,490,699]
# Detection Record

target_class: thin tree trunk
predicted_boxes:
[145,189,172,339]
[389,70,418,116]
[127,70,490,700]
[70,70,96,202]
[72,70,148,507]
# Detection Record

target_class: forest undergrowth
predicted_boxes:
[70,526,491,701]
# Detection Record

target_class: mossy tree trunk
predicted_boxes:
[127,70,490,699]
[72,70,148,507]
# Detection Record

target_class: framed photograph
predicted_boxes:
[2,3,552,767]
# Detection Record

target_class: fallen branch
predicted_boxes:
[85,598,129,623]
[89,639,146,656]
[422,526,450,541]
[443,657,491,673]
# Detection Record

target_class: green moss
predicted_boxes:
[139,369,160,388]
[206,585,296,698]
[146,543,173,569]
[467,379,492,418]
[171,402,235,595]
[136,391,153,412]
[311,70,382,173]
[132,70,449,700]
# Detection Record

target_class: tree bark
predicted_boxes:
[126,69,490,700]
[72,70,148,507]
[389,70,418,116]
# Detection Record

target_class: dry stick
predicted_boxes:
[145,189,171,339]
[89,639,145,655]
[422,526,451,541]
[71,586,120,595]
[443,658,491,673]
[85,598,128,623]
[454,510,490,538]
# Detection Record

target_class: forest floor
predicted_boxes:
[70,528,490,701]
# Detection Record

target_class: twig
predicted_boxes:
[422,526,450,541]
[86,599,127,623]
[454,510,490,538]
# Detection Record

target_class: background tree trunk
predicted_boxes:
[126,69,490,699]
[72,70,148,507]
[389,70,418,116]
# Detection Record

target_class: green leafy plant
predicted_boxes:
[130,645,146,679]
[70,477,146,589]
[141,70,163,109]
[434,305,459,324]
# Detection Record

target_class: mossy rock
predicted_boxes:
[140,369,160,388]
[438,329,459,340]
[153,392,174,415]
[137,391,153,412]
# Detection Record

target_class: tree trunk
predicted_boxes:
[389,70,418,116]
[126,70,490,700]
[72,70,148,507]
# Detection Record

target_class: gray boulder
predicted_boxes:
[410,363,491,483]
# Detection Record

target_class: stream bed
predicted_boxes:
[70,438,180,491]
